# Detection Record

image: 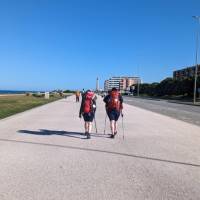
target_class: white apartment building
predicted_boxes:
[104,76,141,92]
[104,80,109,92]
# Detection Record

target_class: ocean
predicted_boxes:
[0,90,39,94]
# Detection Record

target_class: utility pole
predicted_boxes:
[137,66,140,97]
[192,16,200,104]
[137,78,140,97]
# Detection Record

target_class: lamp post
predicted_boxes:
[192,16,200,104]
[137,66,140,97]
[137,77,140,97]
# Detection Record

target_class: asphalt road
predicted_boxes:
[0,95,200,200]
[124,96,200,127]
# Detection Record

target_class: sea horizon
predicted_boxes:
[0,90,43,94]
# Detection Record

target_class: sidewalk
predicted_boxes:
[0,95,200,200]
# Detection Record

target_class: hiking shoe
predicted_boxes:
[114,131,117,136]
[86,132,91,139]
[110,134,115,139]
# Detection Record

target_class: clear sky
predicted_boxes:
[0,0,200,91]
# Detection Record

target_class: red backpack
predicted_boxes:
[83,91,94,113]
[107,91,121,111]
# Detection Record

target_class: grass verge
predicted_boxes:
[0,95,63,119]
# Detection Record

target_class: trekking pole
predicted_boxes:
[103,115,107,134]
[121,113,125,140]
[94,116,98,134]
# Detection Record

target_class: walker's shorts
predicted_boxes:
[107,110,120,121]
[83,112,94,122]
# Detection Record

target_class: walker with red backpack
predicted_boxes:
[83,91,96,113]
[104,90,124,139]
[82,90,97,133]
[107,90,123,112]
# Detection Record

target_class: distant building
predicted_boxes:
[104,80,109,92]
[173,65,200,80]
[108,77,122,90]
[104,76,141,92]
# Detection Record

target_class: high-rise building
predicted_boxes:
[108,77,122,90]
[104,76,141,92]
[120,78,127,91]
[104,80,109,92]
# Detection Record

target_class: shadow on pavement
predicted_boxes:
[18,129,110,139]
[0,138,199,168]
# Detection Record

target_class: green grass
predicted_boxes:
[0,95,62,119]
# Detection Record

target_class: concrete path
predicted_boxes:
[0,95,200,200]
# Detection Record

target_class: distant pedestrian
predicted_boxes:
[79,90,97,139]
[75,91,80,102]
[103,88,123,138]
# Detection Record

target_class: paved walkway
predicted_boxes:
[0,95,200,200]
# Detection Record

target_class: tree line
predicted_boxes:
[134,77,200,97]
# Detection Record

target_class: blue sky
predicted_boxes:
[0,0,200,91]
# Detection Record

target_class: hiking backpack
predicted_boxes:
[83,91,95,113]
[107,91,121,111]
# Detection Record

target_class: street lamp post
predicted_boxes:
[192,16,200,104]
[137,78,140,97]
[137,66,140,97]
